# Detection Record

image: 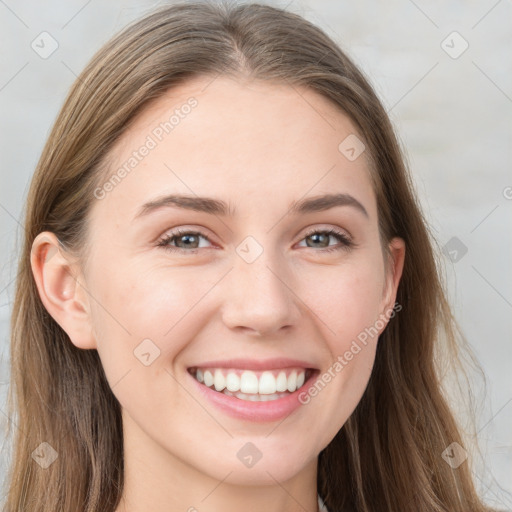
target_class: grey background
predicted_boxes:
[0,0,511,508]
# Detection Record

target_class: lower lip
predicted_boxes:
[188,370,319,422]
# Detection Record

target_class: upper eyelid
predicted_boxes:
[301,225,351,239]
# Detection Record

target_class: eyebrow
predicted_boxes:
[134,192,369,220]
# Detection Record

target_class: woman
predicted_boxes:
[3,2,495,511]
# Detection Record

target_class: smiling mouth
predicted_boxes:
[187,367,316,401]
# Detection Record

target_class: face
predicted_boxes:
[34,75,404,486]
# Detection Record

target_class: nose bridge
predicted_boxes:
[221,237,299,335]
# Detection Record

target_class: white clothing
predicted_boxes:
[318,494,329,511]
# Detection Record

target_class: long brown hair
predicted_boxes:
[3,1,493,511]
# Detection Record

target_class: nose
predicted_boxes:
[221,248,301,337]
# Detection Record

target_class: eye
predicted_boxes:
[297,228,354,253]
[157,227,354,254]
[157,228,213,253]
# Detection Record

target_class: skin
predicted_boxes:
[31,75,405,512]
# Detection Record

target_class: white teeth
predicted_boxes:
[276,371,288,392]
[225,372,241,392]
[240,371,259,394]
[223,389,292,401]
[204,370,214,387]
[213,369,226,391]
[296,370,305,388]
[287,371,297,392]
[258,371,276,394]
[193,368,308,395]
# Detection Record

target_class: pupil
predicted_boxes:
[179,234,197,248]
[308,233,328,248]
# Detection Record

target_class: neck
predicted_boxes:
[115,410,319,512]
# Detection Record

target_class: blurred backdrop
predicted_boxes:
[0,0,511,507]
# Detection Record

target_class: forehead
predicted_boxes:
[91,75,376,224]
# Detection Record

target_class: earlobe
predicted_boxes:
[30,232,97,350]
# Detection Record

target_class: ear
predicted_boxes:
[30,231,96,350]
[380,236,406,318]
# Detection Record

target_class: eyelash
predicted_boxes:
[157,227,354,254]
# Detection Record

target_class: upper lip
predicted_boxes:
[188,358,318,371]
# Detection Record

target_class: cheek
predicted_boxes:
[86,258,212,427]
[293,255,384,415]
[297,255,386,349]
[87,256,218,380]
